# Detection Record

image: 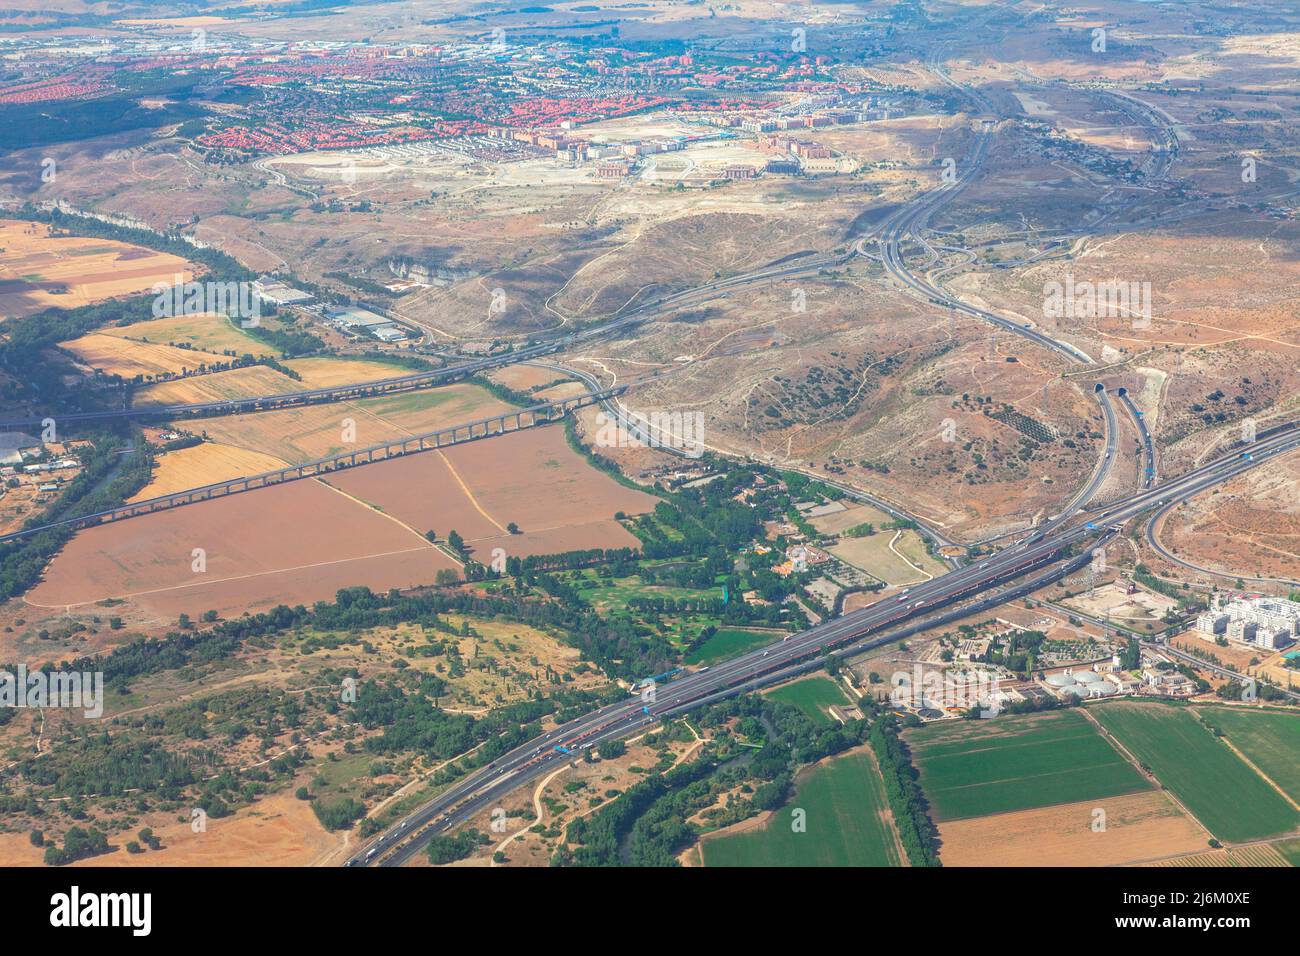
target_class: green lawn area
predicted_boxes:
[573,573,725,613]
[105,311,276,357]
[685,628,782,665]
[765,676,850,726]
[701,751,901,867]
[1092,702,1300,843]
[310,750,375,803]
[907,709,1149,821]
[1195,706,1300,803]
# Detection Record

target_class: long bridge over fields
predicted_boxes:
[0,387,622,546]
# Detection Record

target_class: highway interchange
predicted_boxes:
[12,18,1292,867]
[345,47,1297,867]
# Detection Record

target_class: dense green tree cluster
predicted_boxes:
[559,756,719,867]
[426,828,487,864]
[1,74,207,151]
[504,547,639,576]
[977,628,1047,675]
[312,797,366,831]
[42,826,111,866]
[19,734,198,798]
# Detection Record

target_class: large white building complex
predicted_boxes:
[1197,595,1300,651]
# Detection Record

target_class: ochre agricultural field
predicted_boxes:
[0,219,194,319]
[27,425,656,620]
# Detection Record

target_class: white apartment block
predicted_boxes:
[1197,595,1299,651]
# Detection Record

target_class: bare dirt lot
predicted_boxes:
[830,530,947,586]
[23,424,653,628]
[1154,449,1300,584]
[0,788,347,867]
[182,383,513,464]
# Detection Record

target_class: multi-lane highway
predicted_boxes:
[339,67,1195,871]
[348,416,1300,867]
[1118,386,1158,488]
[1047,385,1118,526]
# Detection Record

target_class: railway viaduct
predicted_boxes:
[0,387,623,546]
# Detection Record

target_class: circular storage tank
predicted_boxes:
[1074,671,1103,684]
[1045,674,1077,688]
[1057,684,1084,696]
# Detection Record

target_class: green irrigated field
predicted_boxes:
[685,628,781,665]
[701,751,901,867]
[1092,702,1300,843]
[1195,706,1300,803]
[908,709,1149,821]
[764,676,850,726]
[1274,837,1300,867]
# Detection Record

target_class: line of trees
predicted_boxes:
[869,716,939,866]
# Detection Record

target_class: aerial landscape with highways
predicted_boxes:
[1,0,1300,881]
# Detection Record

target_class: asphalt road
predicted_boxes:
[344,70,1293,863]
[529,359,963,563]
[1143,492,1300,590]
[1043,385,1118,530]
[0,252,851,432]
[1118,387,1158,488]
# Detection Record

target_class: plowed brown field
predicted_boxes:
[325,425,657,559]
[28,425,654,620]
[28,477,458,619]
[937,791,1207,867]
